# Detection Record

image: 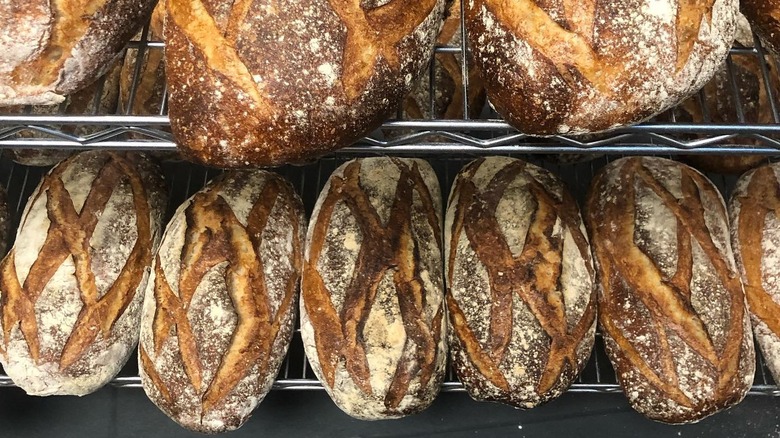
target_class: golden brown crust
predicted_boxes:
[0,0,158,106]
[586,157,754,424]
[165,0,447,168]
[0,151,167,395]
[300,157,446,420]
[465,0,738,135]
[445,157,595,408]
[139,170,304,433]
[729,163,780,385]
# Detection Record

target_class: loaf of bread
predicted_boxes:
[0,0,158,106]
[3,63,122,166]
[0,151,167,396]
[120,3,165,118]
[465,0,738,135]
[729,163,780,385]
[165,0,447,167]
[301,157,447,420]
[741,0,780,56]
[665,15,776,174]
[139,170,305,433]
[445,157,595,408]
[586,156,754,424]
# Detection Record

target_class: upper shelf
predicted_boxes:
[1,28,780,157]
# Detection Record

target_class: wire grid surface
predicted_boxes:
[0,154,776,396]
[1,18,780,154]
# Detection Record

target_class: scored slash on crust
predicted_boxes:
[0,153,153,370]
[734,167,780,340]
[142,176,302,414]
[590,158,747,411]
[472,0,715,92]
[303,158,443,411]
[447,158,596,396]
[327,0,438,100]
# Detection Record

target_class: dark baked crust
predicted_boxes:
[741,0,780,55]
[139,170,305,433]
[0,151,167,396]
[445,157,596,409]
[586,156,754,424]
[165,0,447,168]
[465,0,738,135]
[300,157,447,420]
[0,0,157,106]
[729,163,780,387]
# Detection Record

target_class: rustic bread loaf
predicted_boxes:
[0,0,158,106]
[165,0,447,168]
[301,157,447,420]
[445,157,595,408]
[465,0,738,135]
[120,3,165,118]
[0,151,167,396]
[729,163,780,385]
[741,0,780,56]
[3,63,122,166]
[585,156,754,424]
[139,170,305,433]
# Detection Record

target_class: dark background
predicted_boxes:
[0,387,777,438]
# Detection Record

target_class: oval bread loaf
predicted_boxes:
[0,151,167,396]
[465,0,738,135]
[301,157,447,420]
[0,0,158,106]
[139,170,305,433]
[445,157,596,409]
[164,0,447,167]
[586,156,754,424]
[729,163,780,385]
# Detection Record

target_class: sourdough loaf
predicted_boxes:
[465,0,738,135]
[3,63,122,167]
[165,0,447,167]
[729,163,780,385]
[139,170,305,433]
[0,151,167,396]
[0,0,158,106]
[586,156,754,424]
[445,157,595,408]
[741,0,780,56]
[301,157,447,420]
